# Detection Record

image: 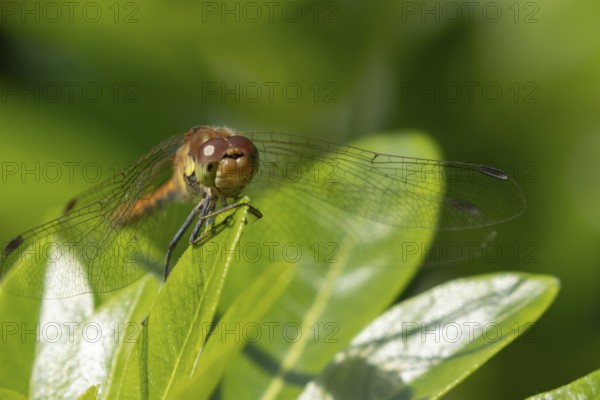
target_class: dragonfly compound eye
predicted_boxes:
[195,135,260,197]
[195,137,229,187]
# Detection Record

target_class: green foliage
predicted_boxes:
[217,132,439,399]
[116,199,262,399]
[0,133,565,399]
[301,273,558,399]
[526,369,600,400]
[29,276,155,398]
[0,388,27,400]
[78,385,100,400]
[1,1,599,397]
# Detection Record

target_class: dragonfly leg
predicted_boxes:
[164,199,204,281]
[198,202,262,223]
[189,195,216,243]
[216,196,264,219]
[189,202,263,246]
[189,217,232,245]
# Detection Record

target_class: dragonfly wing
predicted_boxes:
[243,131,526,230]
[0,134,185,298]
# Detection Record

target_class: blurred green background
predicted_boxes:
[0,0,599,398]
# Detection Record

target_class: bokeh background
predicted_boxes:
[1,0,599,398]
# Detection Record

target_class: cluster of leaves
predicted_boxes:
[0,202,572,399]
[0,134,594,399]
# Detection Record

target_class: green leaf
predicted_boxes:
[219,131,442,399]
[29,275,156,399]
[0,388,27,400]
[117,198,251,399]
[0,218,151,299]
[525,369,600,400]
[175,261,296,399]
[300,272,559,399]
[0,291,41,395]
[78,385,100,400]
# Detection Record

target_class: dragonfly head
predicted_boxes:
[194,135,259,197]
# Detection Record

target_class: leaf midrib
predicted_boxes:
[259,233,355,400]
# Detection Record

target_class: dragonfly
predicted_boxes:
[0,126,526,298]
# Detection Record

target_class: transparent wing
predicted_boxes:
[0,134,186,298]
[1,130,526,298]
[242,131,526,230]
